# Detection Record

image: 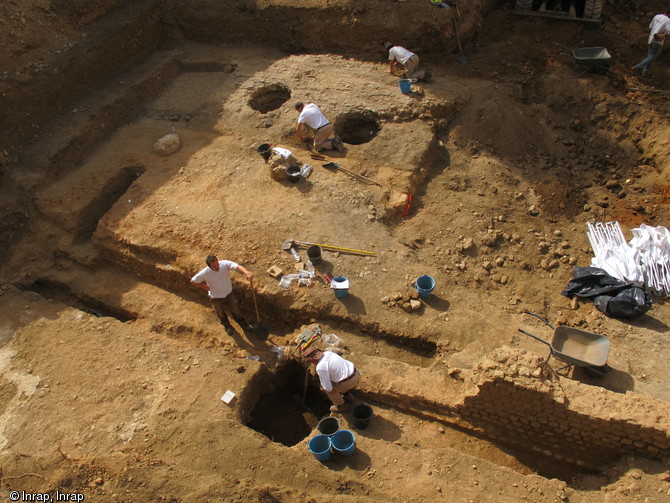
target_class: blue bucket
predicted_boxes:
[398,79,412,94]
[308,434,332,462]
[331,429,356,456]
[331,276,349,299]
[415,275,435,298]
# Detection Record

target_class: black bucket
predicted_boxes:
[257,143,272,162]
[307,245,322,264]
[287,165,301,183]
[317,416,341,436]
[352,404,373,429]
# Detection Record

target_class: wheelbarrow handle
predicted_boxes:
[523,311,555,330]
[518,329,552,349]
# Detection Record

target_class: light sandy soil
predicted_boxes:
[1,0,670,502]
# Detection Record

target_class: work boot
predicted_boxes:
[333,137,344,153]
[330,403,350,413]
[221,321,236,336]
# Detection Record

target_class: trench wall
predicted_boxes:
[359,347,670,469]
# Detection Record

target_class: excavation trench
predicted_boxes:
[23,279,136,323]
[241,356,593,482]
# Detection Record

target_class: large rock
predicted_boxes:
[153,133,181,156]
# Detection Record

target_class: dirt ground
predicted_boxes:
[1,0,670,502]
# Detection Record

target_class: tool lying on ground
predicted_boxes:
[282,238,377,256]
[322,162,382,187]
[295,326,322,352]
[310,153,327,160]
[555,43,611,75]
[518,311,611,377]
[279,240,302,261]
[248,278,269,340]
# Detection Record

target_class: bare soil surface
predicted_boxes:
[1,0,670,502]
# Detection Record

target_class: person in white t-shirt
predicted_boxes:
[295,102,343,153]
[304,347,361,413]
[190,255,254,336]
[633,7,670,76]
[385,42,431,81]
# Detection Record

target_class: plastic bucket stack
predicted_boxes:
[317,416,340,437]
[398,79,412,94]
[415,275,435,299]
[308,435,332,462]
[352,403,373,430]
[331,276,349,298]
[331,429,356,456]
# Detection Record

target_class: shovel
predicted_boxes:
[282,238,376,256]
[453,13,468,64]
[322,162,382,187]
[248,278,269,340]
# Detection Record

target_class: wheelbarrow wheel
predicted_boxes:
[583,363,611,378]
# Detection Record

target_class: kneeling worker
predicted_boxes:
[385,42,431,81]
[303,347,361,413]
[257,143,310,181]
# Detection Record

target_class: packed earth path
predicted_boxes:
[1,1,670,502]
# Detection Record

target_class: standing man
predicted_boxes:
[191,255,254,336]
[303,347,361,413]
[295,102,343,153]
[633,6,670,76]
[385,42,431,81]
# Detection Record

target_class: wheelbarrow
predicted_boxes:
[518,311,611,377]
[555,43,611,75]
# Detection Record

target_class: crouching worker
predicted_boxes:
[256,143,311,181]
[303,347,361,413]
[385,42,431,81]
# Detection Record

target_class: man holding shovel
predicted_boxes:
[190,255,255,336]
[303,347,361,413]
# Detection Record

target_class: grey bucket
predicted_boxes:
[352,403,373,429]
[307,245,322,264]
[286,165,301,183]
[317,416,341,436]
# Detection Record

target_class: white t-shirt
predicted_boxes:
[272,147,293,158]
[389,46,415,65]
[315,351,355,391]
[649,13,670,45]
[297,103,329,130]
[191,260,238,299]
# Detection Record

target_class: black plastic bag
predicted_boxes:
[562,266,652,319]
[593,288,651,318]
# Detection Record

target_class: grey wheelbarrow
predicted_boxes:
[555,43,611,75]
[518,311,611,377]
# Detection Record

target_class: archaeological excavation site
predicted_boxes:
[1,0,669,501]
